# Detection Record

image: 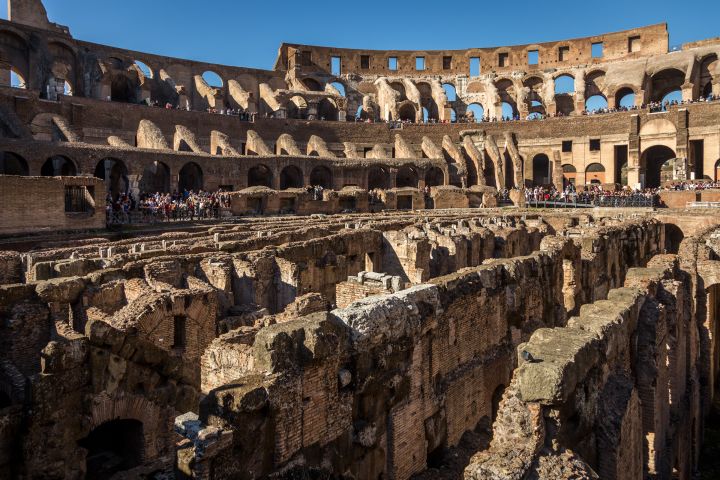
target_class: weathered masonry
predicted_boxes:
[1,1,720,479]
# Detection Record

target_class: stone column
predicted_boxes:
[551,150,563,191]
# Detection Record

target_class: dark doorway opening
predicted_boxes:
[78,419,144,480]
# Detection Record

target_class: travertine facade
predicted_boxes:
[1,1,720,479]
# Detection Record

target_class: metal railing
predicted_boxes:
[527,195,658,209]
[106,207,231,225]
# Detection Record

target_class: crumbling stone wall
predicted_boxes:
[467,255,699,479]
[175,219,662,479]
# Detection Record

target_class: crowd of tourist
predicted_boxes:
[106,189,231,223]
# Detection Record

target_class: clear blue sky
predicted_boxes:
[3,0,718,71]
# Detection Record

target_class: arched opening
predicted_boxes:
[303,78,323,92]
[425,167,444,187]
[398,103,416,122]
[664,224,684,254]
[280,165,303,189]
[0,152,29,175]
[178,162,203,192]
[651,68,685,103]
[585,162,606,184]
[466,103,485,122]
[202,71,223,88]
[442,83,457,102]
[317,98,338,121]
[615,87,636,109]
[661,89,682,106]
[641,145,676,188]
[555,75,575,115]
[562,163,577,187]
[139,161,170,194]
[699,55,717,99]
[78,419,144,480]
[9,68,27,89]
[532,154,551,186]
[287,95,308,119]
[396,166,419,188]
[585,94,608,112]
[134,60,153,79]
[496,79,518,119]
[111,75,137,103]
[715,159,720,181]
[330,82,346,97]
[501,102,516,120]
[389,81,407,101]
[309,166,332,189]
[41,155,76,176]
[368,166,390,190]
[417,82,438,122]
[449,108,457,123]
[248,164,273,188]
[95,158,128,199]
[0,31,29,90]
[554,74,575,95]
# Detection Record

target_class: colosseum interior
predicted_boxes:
[1,0,720,478]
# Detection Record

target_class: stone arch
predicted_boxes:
[466,103,485,122]
[329,81,346,97]
[95,158,129,199]
[78,419,145,479]
[303,78,323,91]
[416,81,439,122]
[442,83,457,102]
[248,164,273,188]
[139,161,171,194]
[554,73,576,116]
[287,95,308,119]
[532,153,551,186]
[178,162,203,192]
[641,145,676,188]
[425,167,445,187]
[368,166,391,190]
[317,98,338,121]
[133,60,153,80]
[111,73,139,103]
[585,162,606,184]
[309,166,332,189]
[495,78,518,117]
[562,163,577,187]
[396,166,419,188]
[664,223,684,254]
[201,70,223,88]
[585,94,608,111]
[47,40,77,98]
[699,54,718,97]
[41,155,77,176]
[650,68,685,103]
[554,73,575,94]
[398,103,416,122]
[584,70,606,98]
[615,86,636,108]
[389,81,407,102]
[280,165,303,189]
[0,151,28,175]
[0,30,30,89]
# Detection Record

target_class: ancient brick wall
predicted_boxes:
[178,219,662,479]
[467,255,698,479]
[0,175,105,235]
